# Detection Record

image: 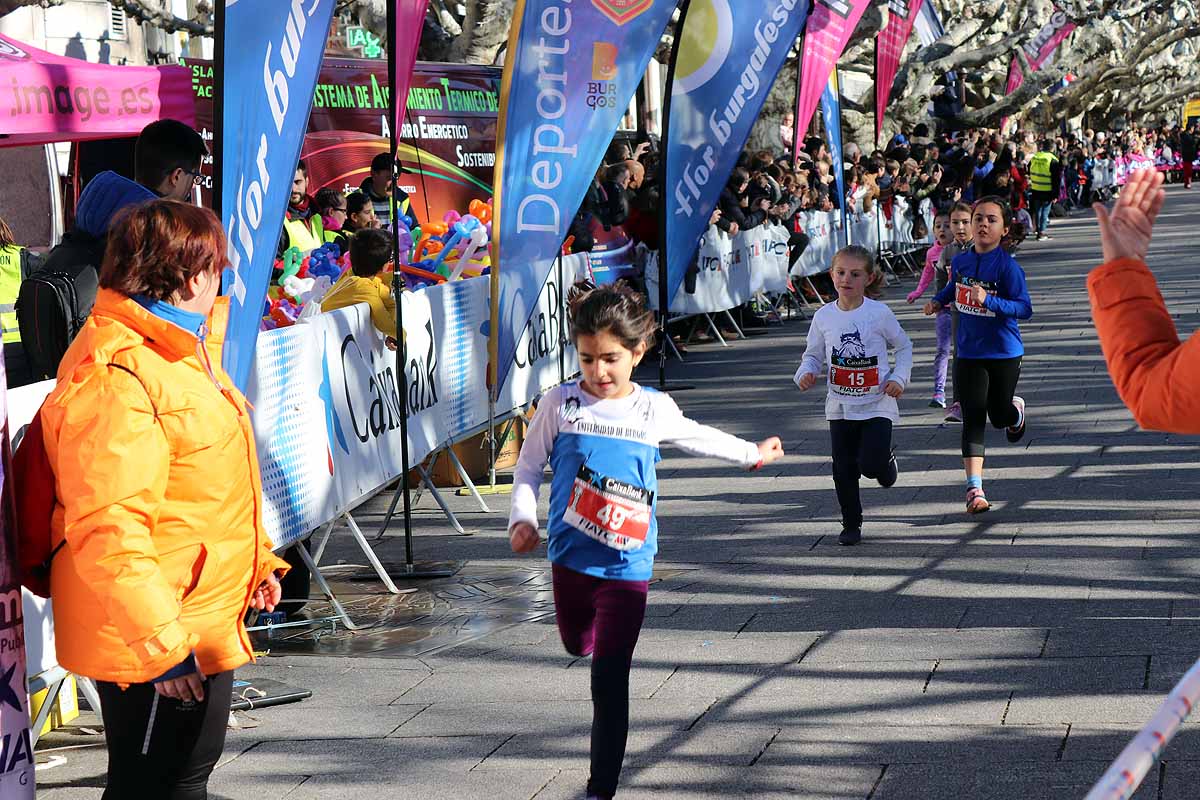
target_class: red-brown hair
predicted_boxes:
[100,200,227,301]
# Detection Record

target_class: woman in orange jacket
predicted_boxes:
[41,200,289,798]
[1087,168,1198,434]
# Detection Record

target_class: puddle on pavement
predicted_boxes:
[251,564,692,659]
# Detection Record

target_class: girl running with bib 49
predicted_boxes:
[508,283,783,800]
[924,196,1033,513]
[795,245,912,546]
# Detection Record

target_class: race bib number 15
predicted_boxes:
[829,356,880,396]
[955,280,996,317]
[563,466,653,552]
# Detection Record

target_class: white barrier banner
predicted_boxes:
[792,211,842,278]
[496,254,586,418]
[647,225,750,314]
[749,225,791,295]
[249,256,587,549]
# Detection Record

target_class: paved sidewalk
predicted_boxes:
[38,188,1200,799]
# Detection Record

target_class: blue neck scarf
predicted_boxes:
[133,294,207,337]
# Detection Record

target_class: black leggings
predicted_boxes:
[830,418,894,530]
[97,670,233,799]
[956,356,1022,458]
[552,564,649,799]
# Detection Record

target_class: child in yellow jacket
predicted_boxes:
[321,227,399,347]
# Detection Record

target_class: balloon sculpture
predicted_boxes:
[261,198,495,328]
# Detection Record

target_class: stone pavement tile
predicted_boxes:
[928,656,1148,696]
[642,604,759,633]
[534,764,885,800]
[390,696,715,738]
[480,723,780,773]
[247,654,431,671]
[801,627,1049,662]
[870,760,1156,800]
[758,723,1066,766]
[396,660,674,703]
[1157,759,1200,800]
[224,700,428,742]
[1059,725,1200,762]
[282,767,559,800]
[208,736,526,798]
[1004,692,1165,725]
[1147,652,1200,691]
[231,662,430,708]
[739,598,968,633]
[958,599,1093,628]
[635,633,820,666]
[1043,622,1200,658]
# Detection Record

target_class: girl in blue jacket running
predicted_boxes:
[508,282,784,799]
[924,196,1033,513]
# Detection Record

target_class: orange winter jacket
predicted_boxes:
[1087,257,1200,433]
[41,289,289,684]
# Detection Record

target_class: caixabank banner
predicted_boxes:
[246,257,588,549]
[186,58,500,228]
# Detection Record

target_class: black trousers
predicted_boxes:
[830,418,894,530]
[956,356,1022,458]
[97,670,233,799]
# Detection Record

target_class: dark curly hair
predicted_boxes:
[100,200,226,302]
[567,280,656,352]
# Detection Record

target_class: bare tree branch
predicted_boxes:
[109,0,213,37]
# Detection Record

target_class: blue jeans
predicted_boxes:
[1032,191,1054,234]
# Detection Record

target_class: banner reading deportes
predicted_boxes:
[490,0,677,392]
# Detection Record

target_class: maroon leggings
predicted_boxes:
[552,563,649,798]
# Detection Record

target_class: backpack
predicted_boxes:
[15,236,101,382]
[12,409,62,598]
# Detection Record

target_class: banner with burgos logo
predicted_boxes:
[490,0,676,391]
[663,0,810,308]
[219,0,338,391]
[0,33,194,146]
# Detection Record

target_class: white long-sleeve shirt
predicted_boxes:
[508,382,761,580]
[794,297,913,422]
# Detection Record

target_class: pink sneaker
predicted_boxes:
[944,402,962,423]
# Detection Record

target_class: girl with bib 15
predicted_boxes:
[507,282,783,800]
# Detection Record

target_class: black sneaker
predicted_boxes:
[878,453,898,488]
[838,527,862,546]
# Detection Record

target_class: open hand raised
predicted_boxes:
[1094,169,1165,265]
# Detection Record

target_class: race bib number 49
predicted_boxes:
[955,279,996,317]
[563,466,653,552]
[829,356,880,397]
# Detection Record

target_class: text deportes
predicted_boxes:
[515,3,580,237]
[225,0,322,305]
[674,0,801,218]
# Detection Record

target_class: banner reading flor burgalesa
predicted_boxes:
[490,0,676,391]
[664,0,810,308]
[220,0,337,391]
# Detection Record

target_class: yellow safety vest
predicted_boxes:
[283,214,324,254]
[1029,152,1056,192]
[0,244,22,344]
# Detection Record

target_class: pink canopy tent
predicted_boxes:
[0,32,194,147]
